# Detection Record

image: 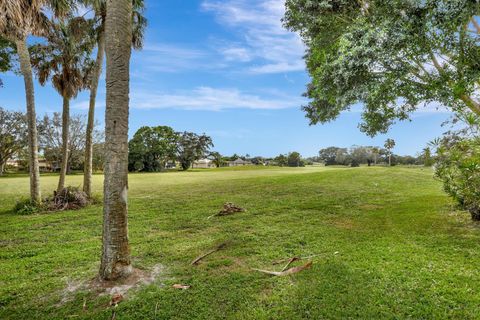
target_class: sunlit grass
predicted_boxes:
[1,166,479,319]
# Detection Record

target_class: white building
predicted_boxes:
[192,158,216,169]
[228,158,252,167]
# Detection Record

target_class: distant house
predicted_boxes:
[228,158,252,167]
[6,159,20,168]
[5,158,52,172]
[165,161,177,169]
[39,158,53,172]
[192,158,216,169]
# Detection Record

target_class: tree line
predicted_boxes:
[0,108,105,175]
[315,142,429,167]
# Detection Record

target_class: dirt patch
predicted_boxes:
[58,264,164,305]
[89,265,163,296]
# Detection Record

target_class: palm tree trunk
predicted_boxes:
[57,96,70,192]
[16,38,41,203]
[100,0,133,281]
[83,31,105,198]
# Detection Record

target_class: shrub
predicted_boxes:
[13,199,43,215]
[434,137,480,220]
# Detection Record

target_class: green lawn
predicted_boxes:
[1,166,480,319]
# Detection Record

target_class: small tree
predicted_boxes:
[176,132,213,171]
[335,148,350,166]
[384,139,396,166]
[319,146,343,165]
[209,151,224,168]
[0,108,27,175]
[274,154,287,167]
[422,147,433,167]
[287,151,303,167]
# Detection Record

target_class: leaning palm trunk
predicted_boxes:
[99,0,133,281]
[57,96,70,192]
[83,31,105,198]
[16,38,41,203]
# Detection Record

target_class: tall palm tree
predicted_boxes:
[99,0,133,280]
[0,0,72,203]
[81,0,146,198]
[30,17,95,192]
[384,139,396,167]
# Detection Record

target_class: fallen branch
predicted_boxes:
[253,261,313,276]
[191,243,227,265]
[281,257,300,272]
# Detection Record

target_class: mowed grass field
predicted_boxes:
[1,166,480,319]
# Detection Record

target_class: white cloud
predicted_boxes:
[133,44,221,73]
[202,0,305,74]
[129,86,305,111]
[71,100,105,110]
[220,46,252,62]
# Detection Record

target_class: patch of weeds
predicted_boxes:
[13,198,43,215]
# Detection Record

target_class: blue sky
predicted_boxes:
[0,0,452,157]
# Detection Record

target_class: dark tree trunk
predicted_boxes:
[100,0,133,281]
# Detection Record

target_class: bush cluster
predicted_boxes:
[434,137,480,220]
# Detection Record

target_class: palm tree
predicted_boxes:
[99,0,133,280]
[30,17,95,192]
[384,139,396,166]
[81,0,146,198]
[0,0,72,203]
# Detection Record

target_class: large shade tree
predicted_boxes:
[81,0,146,198]
[128,126,178,172]
[0,0,72,203]
[284,0,480,136]
[100,0,133,280]
[0,107,27,175]
[30,17,95,192]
